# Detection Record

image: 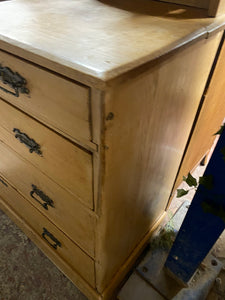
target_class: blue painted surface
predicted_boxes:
[165,127,225,283]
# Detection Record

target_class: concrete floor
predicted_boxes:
[0,208,87,300]
[119,162,225,300]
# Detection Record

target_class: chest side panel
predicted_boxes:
[95,32,222,293]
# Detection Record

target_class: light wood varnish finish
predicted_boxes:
[1,0,225,86]
[0,100,93,209]
[0,175,95,287]
[0,1,225,300]
[171,36,225,195]
[95,33,222,292]
[0,140,95,258]
[0,50,93,150]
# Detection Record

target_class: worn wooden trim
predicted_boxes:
[91,89,104,146]
[91,88,104,213]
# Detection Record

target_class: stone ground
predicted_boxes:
[168,164,225,300]
[0,209,87,300]
[119,154,225,300]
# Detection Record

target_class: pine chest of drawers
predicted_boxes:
[0,0,225,299]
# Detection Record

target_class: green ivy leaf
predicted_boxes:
[177,189,189,198]
[183,172,197,187]
[214,125,225,136]
[199,175,213,190]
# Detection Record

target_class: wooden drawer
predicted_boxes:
[0,99,93,209]
[0,140,95,257]
[0,175,95,287]
[0,50,91,146]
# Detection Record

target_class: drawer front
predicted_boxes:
[0,140,95,257]
[0,99,93,209]
[0,175,95,287]
[0,50,91,145]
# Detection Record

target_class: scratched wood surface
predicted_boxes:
[0,0,224,86]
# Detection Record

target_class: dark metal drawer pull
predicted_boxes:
[30,184,54,210]
[0,64,29,97]
[13,128,42,156]
[42,227,61,250]
[0,178,8,187]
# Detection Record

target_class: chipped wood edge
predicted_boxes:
[91,88,104,147]
[91,88,104,213]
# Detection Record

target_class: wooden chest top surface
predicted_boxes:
[0,0,225,85]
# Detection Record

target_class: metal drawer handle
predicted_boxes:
[30,184,54,210]
[42,227,61,250]
[0,64,29,97]
[0,178,8,187]
[13,128,42,156]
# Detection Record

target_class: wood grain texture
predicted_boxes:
[209,0,225,16]
[91,89,104,212]
[0,140,96,257]
[95,33,222,292]
[172,37,225,195]
[156,0,210,9]
[0,50,93,149]
[0,198,101,300]
[1,1,225,298]
[0,176,95,287]
[0,0,223,86]
[0,99,93,209]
